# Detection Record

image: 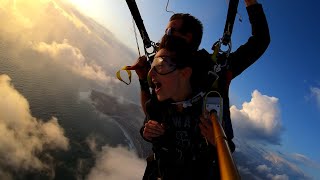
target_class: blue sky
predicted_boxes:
[46,0,320,178]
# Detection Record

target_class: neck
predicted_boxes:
[172,83,193,102]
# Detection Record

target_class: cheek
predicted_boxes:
[162,77,179,89]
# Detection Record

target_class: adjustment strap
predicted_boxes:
[116,66,132,85]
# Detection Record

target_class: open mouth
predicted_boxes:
[152,80,162,93]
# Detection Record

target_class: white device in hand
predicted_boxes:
[205,97,223,122]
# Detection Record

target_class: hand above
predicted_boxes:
[143,120,166,141]
[126,56,150,80]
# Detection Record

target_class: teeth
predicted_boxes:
[152,79,161,89]
[155,82,161,89]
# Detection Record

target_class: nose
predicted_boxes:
[148,68,156,77]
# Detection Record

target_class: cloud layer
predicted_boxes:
[234,139,312,180]
[0,74,69,178]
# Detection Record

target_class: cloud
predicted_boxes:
[49,0,91,34]
[86,137,146,180]
[264,152,310,179]
[0,0,89,39]
[0,0,135,67]
[237,166,251,175]
[256,164,271,173]
[0,0,51,44]
[1,0,136,98]
[31,39,118,85]
[231,90,283,144]
[0,1,34,35]
[267,174,289,180]
[310,87,320,108]
[233,139,312,180]
[0,74,69,176]
[290,153,320,170]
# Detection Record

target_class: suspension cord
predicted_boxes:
[165,0,175,14]
[132,18,141,56]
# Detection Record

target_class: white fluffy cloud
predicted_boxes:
[267,174,289,180]
[231,90,282,144]
[31,39,117,85]
[86,137,146,180]
[256,164,271,173]
[0,74,69,175]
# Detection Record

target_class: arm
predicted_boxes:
[126,56,151,114]
[228,1,271,78]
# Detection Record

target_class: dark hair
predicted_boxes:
[169,13,203,51]
[158,35,193,68]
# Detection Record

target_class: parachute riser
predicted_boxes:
[222,0,239,45]
[125,0,157,62]
[211,0,239,61]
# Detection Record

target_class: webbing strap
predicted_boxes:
[211,0,239,60]
[222,0,239,45]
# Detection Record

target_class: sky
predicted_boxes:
[0,0,319,179]
[68,0,320,178]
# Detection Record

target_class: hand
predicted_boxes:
[143,120,166,141]
[244,0,257,7]
[126,56,150,80]
[199,115,216,146]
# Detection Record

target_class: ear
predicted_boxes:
[180,67,192,80]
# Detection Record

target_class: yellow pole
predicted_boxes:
[210,113,240,180]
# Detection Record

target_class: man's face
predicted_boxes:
[166,19,192,44]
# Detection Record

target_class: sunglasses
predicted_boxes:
[165,27,186,36]
[150,56,177,75]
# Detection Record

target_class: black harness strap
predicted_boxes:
[125,0,156,60]
[211,0,239,63]
[221,0,240,46]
